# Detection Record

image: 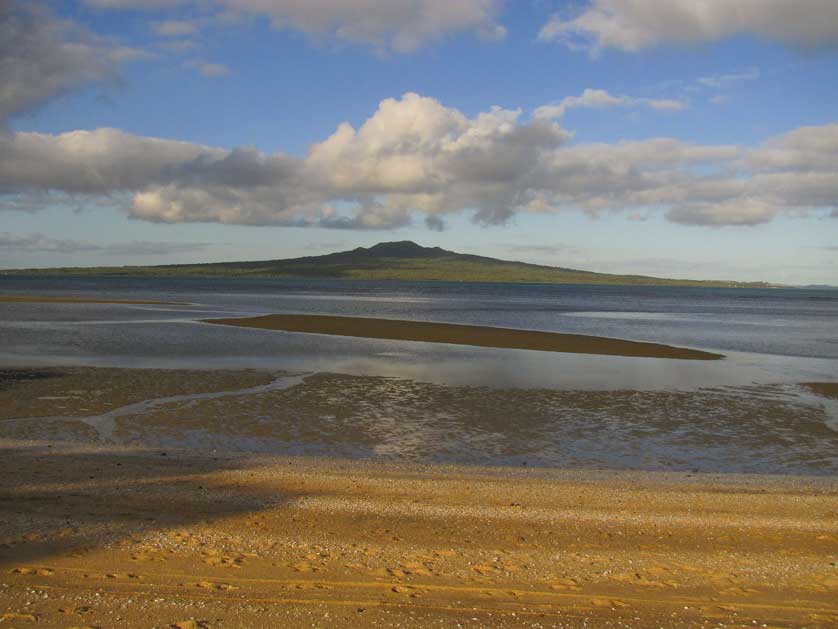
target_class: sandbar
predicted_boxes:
[804,382,838,399]
[205,313,724,360]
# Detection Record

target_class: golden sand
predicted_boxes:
[1,447,836,628]
[205,314,724,360]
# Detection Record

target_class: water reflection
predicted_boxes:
[2,371,835,475]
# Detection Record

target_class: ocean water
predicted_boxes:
[1,276,837,473]
[1,276,836,387]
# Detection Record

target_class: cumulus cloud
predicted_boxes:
[748,124,838,173]
[184,59,230,77]
[667,198,779,226]
[0,128,224,195]
[0,1,123,124]
[539,0,838,52]
[0,232,213,256]
[124,93,570,228]
[87,0,506,53]
[533,88,686,119]
[152,19,200,37]
[0,93,835,229]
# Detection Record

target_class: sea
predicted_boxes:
[2,276,837,474]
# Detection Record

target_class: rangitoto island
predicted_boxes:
[3,241,774,288]
[205,314,724,360]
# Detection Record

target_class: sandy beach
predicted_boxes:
[2,445,837,628]
[1,366,837,627]
[205,314,724,360]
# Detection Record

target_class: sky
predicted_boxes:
[1,0,837,284]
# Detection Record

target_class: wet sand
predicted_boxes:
[205,314,724,360]
[1,367,837,627]
[0,295,185,305]
[4,368,836,475]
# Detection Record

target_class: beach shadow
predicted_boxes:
[0,445,299,569]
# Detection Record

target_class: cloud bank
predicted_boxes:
[87,0,506,53]
[1,2,835,231]
[540,0,838,52]
[1,93,836,229]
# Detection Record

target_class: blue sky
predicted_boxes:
[1,0,837,283]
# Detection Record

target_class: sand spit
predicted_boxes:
[0,295,188,306]
[805,382,838,399]
[204,314,724,360]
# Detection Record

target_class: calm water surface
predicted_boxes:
[1,276,836,388]
[1,276,837,474]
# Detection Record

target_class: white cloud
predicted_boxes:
[748,123,838,173]
[645,98,687,112]
[86,0,506,53]
[698,67,760,89]
[184,59,231,77]
[152,19,200,37]
[540,0,838,52]
[667,198,779,226]
[198,62,230,77]
[0,94,835,229]
[533,88,686,120]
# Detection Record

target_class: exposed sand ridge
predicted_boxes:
[204,314,724,360]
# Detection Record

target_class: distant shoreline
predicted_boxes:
[1,271,789,289]
[0,295,187,305]
[204,314,725,360]
[0,240,779,288]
